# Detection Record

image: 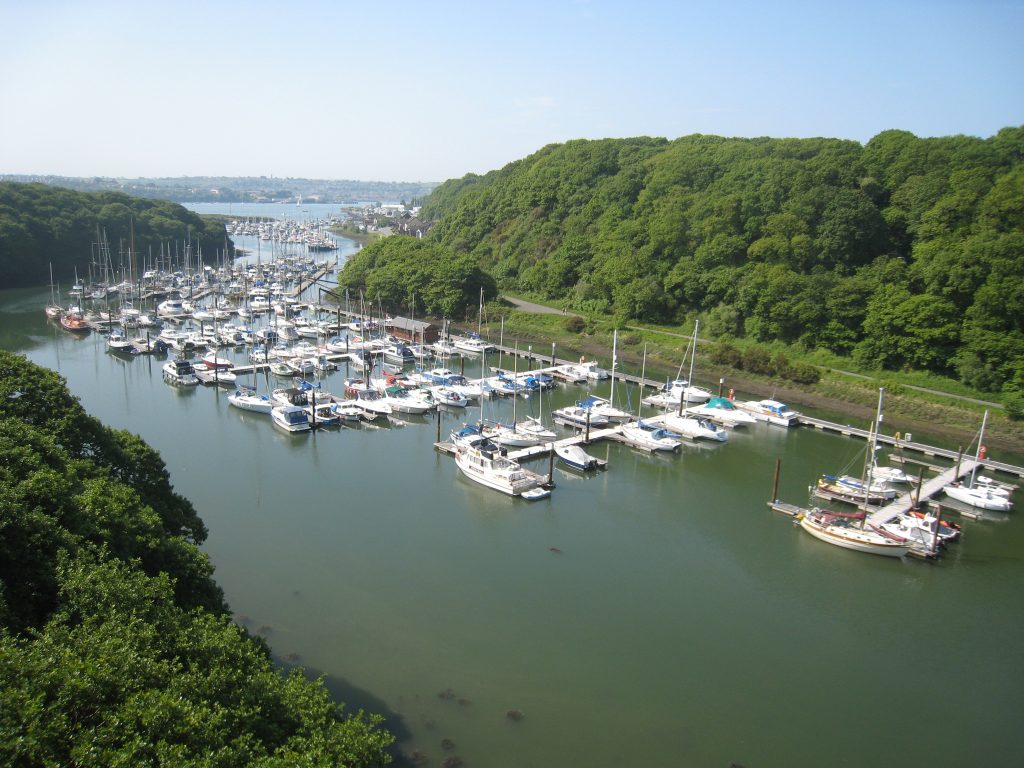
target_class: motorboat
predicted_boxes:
[799,507,909,558]
[829,473,896,499]
[382,342,416,365]
[554,443,605,471]
[663,413,729,442]
[454,433,550,499]
[162,359,199,386]
[685,397,757,428]
[271,405,311,433]
[380,385,434,414]
[430,386,469,408]
[304,402,341,427]
[201,350,233,369]
[329,401,364,423]
[737,398,801,427]
[350,387,393,417]
[814,476,889,505]
[106,328,135,352]
[618,421,682,452]
[453,333,493,354]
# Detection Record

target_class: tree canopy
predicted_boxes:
[0,351,393,766]
[332,235,496,321]
[418,129,1024,394]
[0,182,230,290]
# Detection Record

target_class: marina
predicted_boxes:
[5,222,1022,766]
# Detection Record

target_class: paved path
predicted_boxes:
[502,295,579,316]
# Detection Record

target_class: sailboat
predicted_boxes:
[800,388,910,557]
[943,411,1013,511]
[45,263,63,319]
[619,344,682,452]
[662,322,728,441]
[583,330,633,423]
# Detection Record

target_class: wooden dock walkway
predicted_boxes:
[866,460,979,526]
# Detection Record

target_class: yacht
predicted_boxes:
[618,421,682,452]
[799,507,909,558]
[162,359,199,386]
[737,398,801,427]
[454,433,550,500]
[685,397,757,428]
[643,379,713,409]
[271,405,311,433]
[663,413,729,442]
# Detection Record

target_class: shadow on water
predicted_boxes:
[274,655,417,766]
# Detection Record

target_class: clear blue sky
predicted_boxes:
[1,0,1021,182]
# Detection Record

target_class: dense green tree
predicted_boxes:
[0,352,393,765]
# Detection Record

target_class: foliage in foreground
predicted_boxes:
[0,351,392,766]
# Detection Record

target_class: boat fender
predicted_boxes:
[579,356,585,363]
[894,431,901,443]
[728,388,735,400]
[979,444,987,460]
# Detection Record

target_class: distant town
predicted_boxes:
[0,174,440,206]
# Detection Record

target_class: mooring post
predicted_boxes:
[718,378,724,397]
[770,457,781,503]
[913,467,925,509]
[436,408,442,442]
[548,444,554,485]
[585,409,591,444]
[551,342,556,368]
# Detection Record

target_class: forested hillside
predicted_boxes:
[0,183,229,289]
[0,352,392,766]
[421,130,1024,395]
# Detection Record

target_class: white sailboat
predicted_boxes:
[943,411,1013,511]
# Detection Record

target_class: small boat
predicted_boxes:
[382,342,415,365]
[329,401,364,423]
[305,402,341,426]
[106,328,135,352]
[642,379,713,409]
[618,421,682,452]
[162,359,199,386]
[59,312,91,334]
[685,397,757,428]
[663,413,729,442]
[868,465,911,484]
[554,443,605,471]
[351,387,393,417]
[269,361,293,377]
[814,476,889,506]
[824,473,897,500]
[513,415,558,442]
[482,421,544,448]
[453,333,493,354]
[799,507,909,558]
[227,386,275,414]
[193,364,237,386]
[577,395,632,423]
[944,482,1013,511]
[737,398,800,427]
[201,350,233,369]
[551,404,610,429]
[431,386,469,408]
[271,405,311,433]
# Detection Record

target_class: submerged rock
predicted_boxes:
[506,709,524,722]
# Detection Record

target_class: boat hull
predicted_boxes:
[799,514,909,557]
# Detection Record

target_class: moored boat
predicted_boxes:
[799,507,909,558]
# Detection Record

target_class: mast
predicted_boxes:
[610,329,618,407]
[861,387,885,527]
[969,410,988,489]
[637,344,647,421]
[685,319,699,408]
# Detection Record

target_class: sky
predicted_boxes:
[1,0,1021,183]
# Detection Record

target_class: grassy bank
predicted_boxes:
[329,224,387,244]
[453,299,1024,454]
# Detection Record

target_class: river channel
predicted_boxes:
[2,213,1021,766]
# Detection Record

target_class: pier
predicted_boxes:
[867,460,980,526]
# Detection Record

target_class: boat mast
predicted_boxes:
[637,344,647,421]
[610,329,618,407]
[685,320,698,408]
[969,410,988,489]
[861,387,885,526]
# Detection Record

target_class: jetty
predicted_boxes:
[866,460,980,526]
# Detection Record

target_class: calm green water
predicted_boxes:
[3,286,1022,768]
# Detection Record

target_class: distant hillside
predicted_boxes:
[0,174,439,205]
[0,183,229,288]
[420,130,1024,395]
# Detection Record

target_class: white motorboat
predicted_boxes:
[799,507,909,558]
[453,334,493,354]
[162,359,199,386]
[271,405,311,433]
[201,350,233,369]
[737,398,801,427]
[380,385,434,414]
[663,413,729,442]
[351,388,393,417]
[685,397,757,428]
[106,328,135,352]
[554,443,605,471]
[430,386,469,408]
[618,421,682,452]
[454,433,550,499]
[329,401,364,423]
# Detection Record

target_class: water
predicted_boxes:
[3,285,1022,767]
